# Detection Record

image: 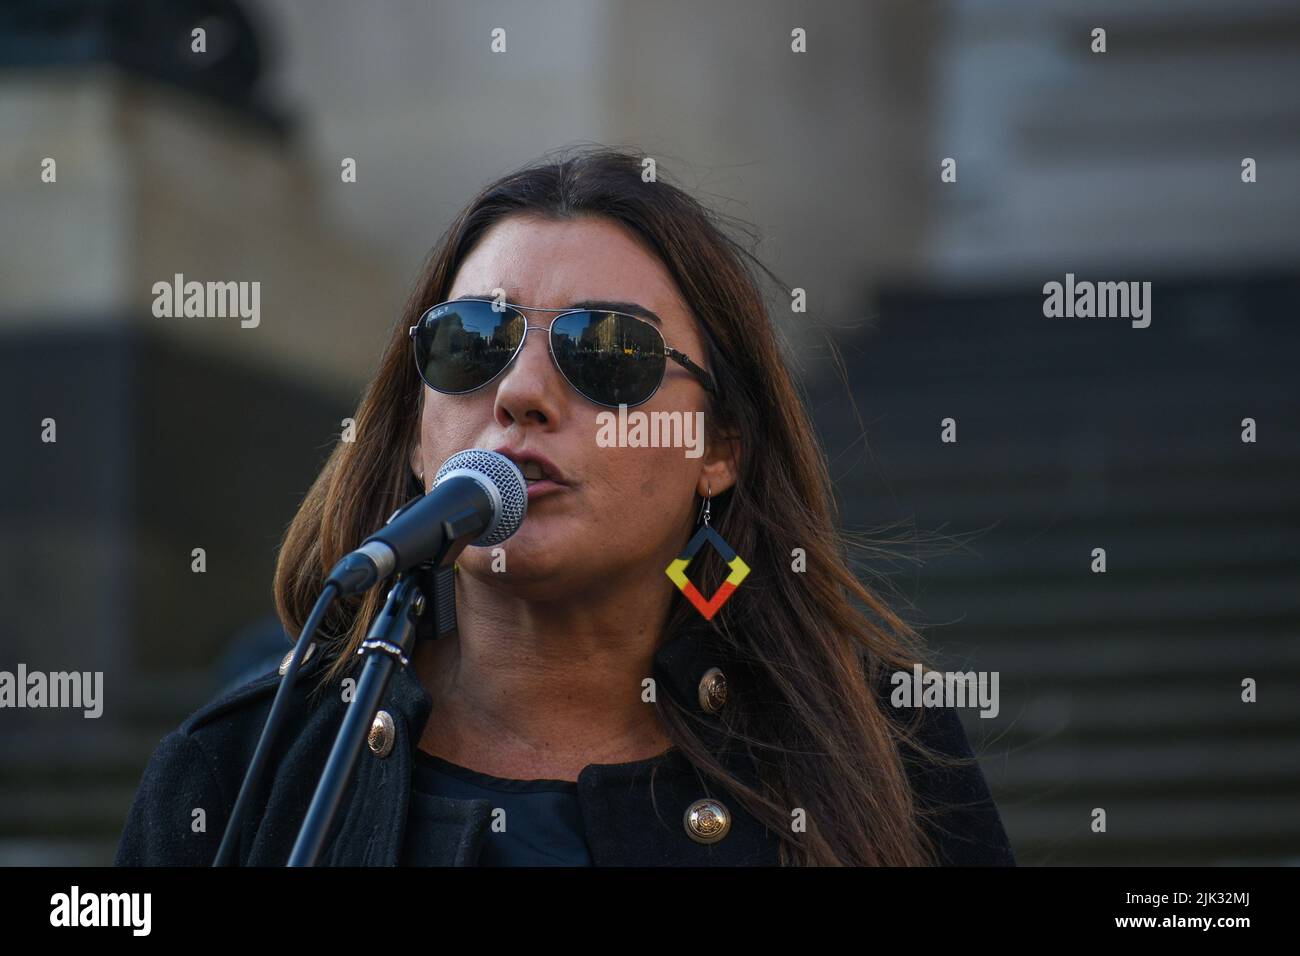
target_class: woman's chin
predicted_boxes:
[459,534,572,585]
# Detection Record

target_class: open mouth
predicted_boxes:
[495,446,568,492]
[520,460,556,486]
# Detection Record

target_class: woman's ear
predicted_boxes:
[697,429,740,496]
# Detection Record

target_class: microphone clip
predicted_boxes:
[407,562,457,643]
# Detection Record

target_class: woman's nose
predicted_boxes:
[493,322,563,413]
[508,325,553,377]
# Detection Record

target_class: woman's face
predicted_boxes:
[411,214,735,600]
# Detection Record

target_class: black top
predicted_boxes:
[402,751,593,866]
[114,628,1017,866]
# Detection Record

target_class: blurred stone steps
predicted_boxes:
[0,672,238,864]
[933,630,1300,681]
[1002,795,1300,866]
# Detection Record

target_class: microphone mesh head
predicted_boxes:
[432,449,527,546]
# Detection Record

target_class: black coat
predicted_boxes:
[114,622,1016,866]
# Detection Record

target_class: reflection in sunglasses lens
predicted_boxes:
[418,302,524,392]
[415,303,668,406]
[552,311,665,406]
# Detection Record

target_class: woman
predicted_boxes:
[115,146,1014,866]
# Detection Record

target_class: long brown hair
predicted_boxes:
[274,144,974,865]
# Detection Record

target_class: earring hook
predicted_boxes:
[698,482,712,526]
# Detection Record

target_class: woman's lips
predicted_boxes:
[525,478,567,501]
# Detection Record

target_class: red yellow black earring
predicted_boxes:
[665,483,750,621]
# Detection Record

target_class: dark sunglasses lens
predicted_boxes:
[413,301,525,392]
[551,311,666,406]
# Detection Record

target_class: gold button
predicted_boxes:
[368,710,396,758]
[697,667,728,714]
[278,642,316,676]
[683,798,731,844]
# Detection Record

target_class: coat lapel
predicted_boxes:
[316,619,782,866]
[321,662,444,865]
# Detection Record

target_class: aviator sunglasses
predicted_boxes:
[409,297,718,408]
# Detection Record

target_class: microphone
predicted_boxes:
[325,448,527,596]
[214,449,524,865]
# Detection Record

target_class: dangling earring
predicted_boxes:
[665,482,750,621]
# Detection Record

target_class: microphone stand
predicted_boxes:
[286,570,429,867]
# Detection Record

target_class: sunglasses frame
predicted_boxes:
[408,297,718,409]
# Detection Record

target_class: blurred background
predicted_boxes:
[1,0,1298,865]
